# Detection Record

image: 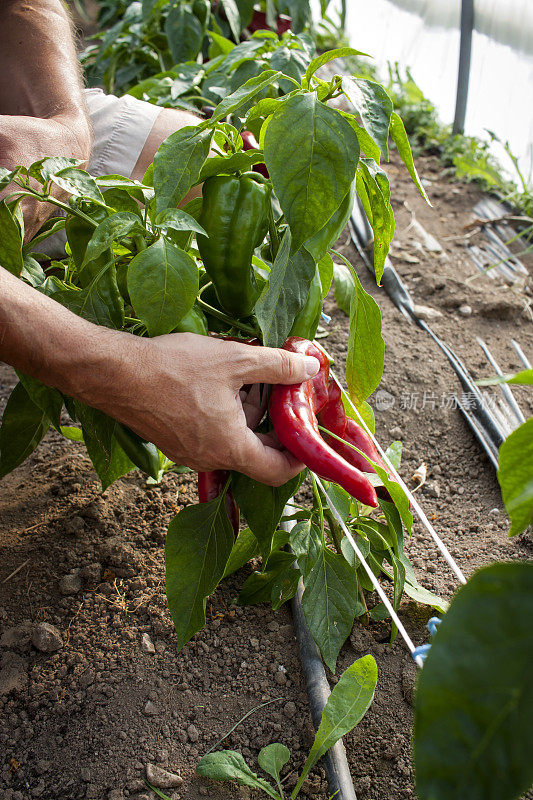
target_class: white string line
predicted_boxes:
[327,367,467,586]
[313,475,425,669]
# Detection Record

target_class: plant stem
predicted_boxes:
[324,509,343,555]
[197,296,258,337]
[268,202,281,261]
[311,474,326,548]
[133,234,147,253]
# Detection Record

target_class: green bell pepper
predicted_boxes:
[197,173,271,318]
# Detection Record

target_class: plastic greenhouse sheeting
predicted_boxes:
[331,0,533,183]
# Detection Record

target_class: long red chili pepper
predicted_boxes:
[198,470,240,536]
[318,379,400,502]
[198,336,261,536]
[269,338,378,507]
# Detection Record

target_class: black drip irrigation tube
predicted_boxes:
[282,514,358,800]
[349,199,505,469]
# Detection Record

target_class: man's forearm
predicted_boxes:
[0,265,135,404]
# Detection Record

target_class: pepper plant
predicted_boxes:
[0,48,439,670]
[80,0,318,95]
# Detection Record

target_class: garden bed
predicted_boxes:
[0,149,532,800]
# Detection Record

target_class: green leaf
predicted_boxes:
[258,743,290,796]
[57,263,124,328]
[83,423,135,491]
[165,5,204,63]
[196,751,280,799]
[264,95,359,252]
[219,0,241,40]
[414,562,533,800]
[304,47,369,85]
[356,157,395,283]
[477,368,533,386]
[154,208,207,237]
[0,201,24,276]
[346,266,384,405]
[15,373,63,431]
[237,551,297,607]
[0,383,49,478]
[82,212,143,266]
[255,230,316,348]
[205,70,283,126]
[198,150,266,182]
[223,527,259,578]
[165,500,236,650]
[28,156,81,183]
[73,405,149,491]
[50,168,105,205]
[342,77,392,159]
[301,546,359,673]
[232,470,304,560]
[61,425,84,442]
[385,440,403,471]
[318,253,334,298]
[333,260,355,316]
[389,112,430,204]
[127,238,198,337]
[153,126,213,213]
[290,518,322,580]
[497,418,533,536]
[402,578,448,614]
[291,656,377,798]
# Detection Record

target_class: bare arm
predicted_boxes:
[0,266,319,484]
[0,0,92,236]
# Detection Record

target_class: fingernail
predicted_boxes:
[304,356,320,378]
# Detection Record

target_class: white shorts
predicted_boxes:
[40,88,162,257]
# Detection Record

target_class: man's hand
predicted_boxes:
[0,267,319,486]
[82,333,320,486]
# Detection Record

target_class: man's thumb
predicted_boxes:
[237,346,320,386]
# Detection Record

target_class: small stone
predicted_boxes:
[59,572,82,596]
[425,482,440,499]
[107,790,123,800]
[0,623,32,651]
[413,304,443,322]
[141,634,155,654]
[145,764,182,789]
[187,724,199,742]
[143,700,159,717]
[79,563,103,583]
[389,426,403,439]
[458,304,472,317]
[283,702,296,718]
[274,671,287,686]
[489,508,500,515]
[31,623,63,653]
[64,515,85,536]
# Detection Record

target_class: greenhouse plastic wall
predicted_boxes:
[332,0,533,182]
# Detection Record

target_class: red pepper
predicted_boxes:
[318,380,400,503]
[269,338,378,507]
[198,471,240,537]
[247,10,292,35]
[241,130,269,179]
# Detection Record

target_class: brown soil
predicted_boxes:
[1,151,532,800]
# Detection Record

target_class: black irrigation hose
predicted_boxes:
[282,516,358,800]
[349,200,504,469]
